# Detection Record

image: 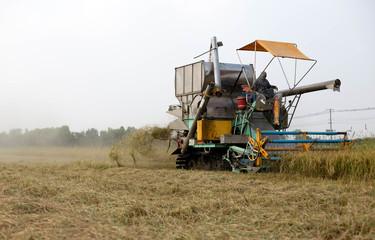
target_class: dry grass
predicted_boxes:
[0,147,374,239]
[0,147,110,165]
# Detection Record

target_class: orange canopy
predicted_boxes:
[238,40,313,61]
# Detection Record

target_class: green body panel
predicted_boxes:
[186,101,259,150]
[228,145,256,157]
[188,143,228,148]
[231,101,257,140]
[228,145,246,154]
[184,119,195,129]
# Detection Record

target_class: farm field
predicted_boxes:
[0,147,374,239]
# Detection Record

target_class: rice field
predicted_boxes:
[271,138,375,181]
[0,141,374,239]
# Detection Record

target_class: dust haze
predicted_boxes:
[0,0,374,134]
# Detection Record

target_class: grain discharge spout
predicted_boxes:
[181,82,216,154]
[276,79,341,97]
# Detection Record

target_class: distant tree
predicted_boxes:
[8,129,23,146]
[0,132,8,146]
[9,128,22,136]
[126,127,136,134]
[85,128,99,146]
[72,131,85,146]
[100,126,132,146]
[0,126,137,147]
[56,126,74,146]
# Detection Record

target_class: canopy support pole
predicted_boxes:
[284,60,317,96]
[260,56,276,77]
[277,58,291,90]
[254,41,257,82]
[294,59,297,86]
[236,50,251,86]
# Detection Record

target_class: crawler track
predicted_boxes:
[176,151,231,171]
[176,154,188,169]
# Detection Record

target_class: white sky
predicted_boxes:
[0,0,374,136]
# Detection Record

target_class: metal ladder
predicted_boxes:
[286,94,301,128]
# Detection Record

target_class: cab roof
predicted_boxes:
[238,40,313,61]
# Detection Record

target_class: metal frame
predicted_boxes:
[261,130,354,152]
[237,42,317,91]
[285,94,302,128]
[236,44,318,129]
[284,60,317,95]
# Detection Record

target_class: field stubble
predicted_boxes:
[0,146,374,239]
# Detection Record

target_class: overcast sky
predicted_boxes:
[0,0,374,136]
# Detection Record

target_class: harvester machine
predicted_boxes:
[168,37,353,173]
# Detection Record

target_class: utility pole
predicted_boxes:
[326,108,334,132]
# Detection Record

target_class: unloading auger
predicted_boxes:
[167,37,354,173]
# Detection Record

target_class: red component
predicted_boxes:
[237,96,246,110]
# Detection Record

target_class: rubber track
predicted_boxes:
[176,155,187,169]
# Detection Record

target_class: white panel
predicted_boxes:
[184,65,193,93]
[176,68,184,95]
[193,62,203,92]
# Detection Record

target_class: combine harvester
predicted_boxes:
[168,37,353,173]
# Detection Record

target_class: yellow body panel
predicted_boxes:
[197,119,232,141]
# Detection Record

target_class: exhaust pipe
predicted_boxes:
[211,36,221,88]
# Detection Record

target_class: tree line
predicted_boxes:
[0,126,136,147]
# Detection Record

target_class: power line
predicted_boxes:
[334,116,375,122]
[293,111,326,119]
[293,118,375,126]
[335,107,375,113]
[294,107,375,119]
